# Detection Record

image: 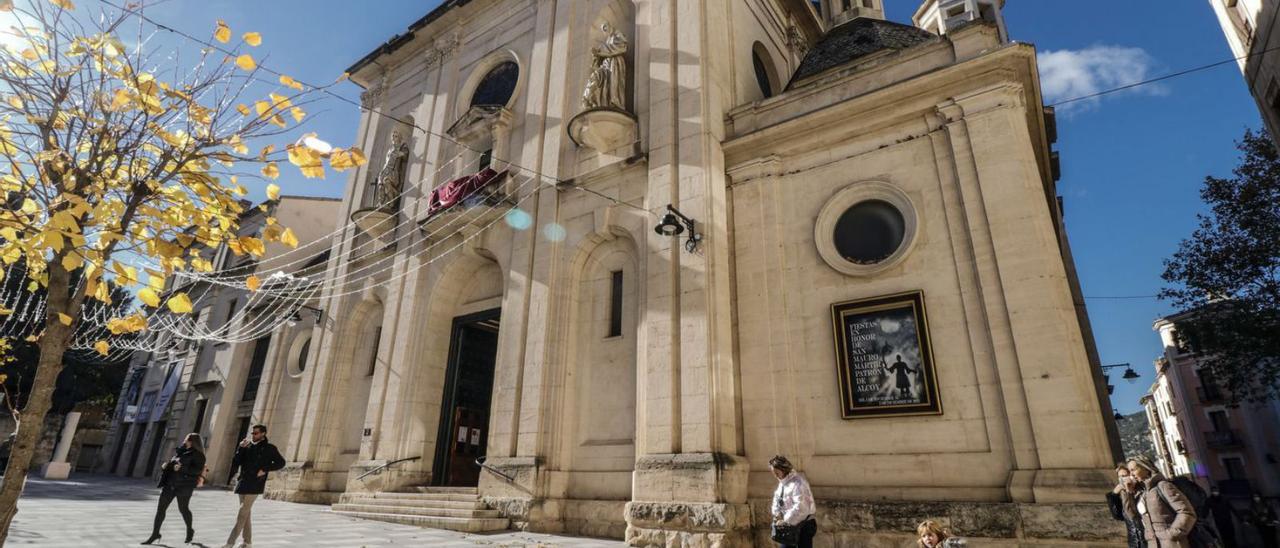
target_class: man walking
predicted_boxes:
[222,424,285,548]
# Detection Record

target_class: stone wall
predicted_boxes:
[747,499,1126,547]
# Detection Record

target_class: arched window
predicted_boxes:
[470,61,519,108]
[751,42,779,99]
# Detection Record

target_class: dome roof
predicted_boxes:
[788,18,937,90]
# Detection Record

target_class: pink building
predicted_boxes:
[1142,309,1280,501]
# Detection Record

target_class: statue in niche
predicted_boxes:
[582,22,628,112]
[373,129,410,209]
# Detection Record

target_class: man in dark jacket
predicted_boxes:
[222,424,284,548]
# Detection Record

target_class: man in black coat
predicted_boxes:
[222,424,284,548]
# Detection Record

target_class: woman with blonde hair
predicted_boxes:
[769,455,817,548]
[1127,455,1197,548]
[917,520,967,547]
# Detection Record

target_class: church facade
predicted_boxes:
[255,0,1128,544]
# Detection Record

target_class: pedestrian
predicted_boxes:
[143,433,206,545]
[769,455,817,548]
[1205,487,1238,548]
[1247,494,1278,548]
[917,520,967,547]
[1107,462,1145,548]
[222,424,285,548]
[1127,456,1197,548]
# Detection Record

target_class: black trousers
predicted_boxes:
[778,517,817,548]
[152,486,193,534]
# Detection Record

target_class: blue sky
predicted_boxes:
[76,1,1258,414]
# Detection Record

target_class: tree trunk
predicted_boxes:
[0,261,78,546]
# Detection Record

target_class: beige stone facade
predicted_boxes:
[258,0,1125,545]
[1209,0,1280,143]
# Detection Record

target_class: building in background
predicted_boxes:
[1209,0,1280,142]
[1141,309,1280,502]
[98,196,339,482]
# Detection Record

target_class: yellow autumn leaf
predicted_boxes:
[93,340,109,356]
[236,103,250,116]
[106,313,147,335]
[242,32,261,47]
[57,313,72,326]
[235,54,256,71]
[245,275,261,291]
[279,74,304,91]
[5,95,20,109]
[0,306,11,316]
[0,0,13,12]
[60,252,82,272]
[214,20,231,44]
[261,162,279,180]
[266,183,280,200]
[167,292,193,313]
[49,0,74,10]
[280,227,298,248]
[290,106,305,123]
[138,287,160,307]
[329,148,367,171]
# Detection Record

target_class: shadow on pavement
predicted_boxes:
[9,473,156,501]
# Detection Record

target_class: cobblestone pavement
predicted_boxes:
[8,474,626,547]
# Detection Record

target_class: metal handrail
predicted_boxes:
[475,455,516,484]
[355,455,421,481]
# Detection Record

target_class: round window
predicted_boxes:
[832,200,906,265]
[814,181,918,277]
[470,61,519,108]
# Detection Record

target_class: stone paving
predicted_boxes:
[7,474,626,547]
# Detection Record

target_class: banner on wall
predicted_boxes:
[830,290,942,419]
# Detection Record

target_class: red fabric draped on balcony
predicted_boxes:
[425,167,507,218]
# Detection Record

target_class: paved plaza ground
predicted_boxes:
[7,474,625,547]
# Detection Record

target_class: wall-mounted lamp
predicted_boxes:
[654,204,702,253]
[1102,362,1141,384]
[288,305,324,327]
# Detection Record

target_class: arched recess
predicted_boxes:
[395,247,506,485]
[316,297,385,489]
[556,231,641,501]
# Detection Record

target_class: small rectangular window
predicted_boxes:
[608,270,623,338]
[191,399,208,435]
[224,298,237,326]
[367,327,382,376]
[479,149,493,170]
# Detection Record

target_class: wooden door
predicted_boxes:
[446,406,487,486]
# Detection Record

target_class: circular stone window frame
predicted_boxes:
[814,180,919,277]
[285,332,313,379]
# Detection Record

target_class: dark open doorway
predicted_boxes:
[431,308,500,487]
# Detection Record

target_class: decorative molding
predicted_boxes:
[424,36,460,69]
[813,180,919,277]
[785,24,809,57]
[359,84,384,109]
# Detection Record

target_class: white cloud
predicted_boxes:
[1038,45,1165,111]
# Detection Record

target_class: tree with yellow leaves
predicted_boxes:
[0,1,365,539]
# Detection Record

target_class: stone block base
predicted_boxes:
[40,462,71,480]
[746,498,1126,547]
[264,461,343,504]
[625,501,752,547]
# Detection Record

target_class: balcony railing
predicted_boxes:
[1197,385,1226,404]
[1204,429,1243,449]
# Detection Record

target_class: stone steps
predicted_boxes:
[331,502,502,519]
[329,509,510,533]
[337,491,480,503]
[331,487,508,533]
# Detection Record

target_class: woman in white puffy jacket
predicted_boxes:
[769,455,817,548]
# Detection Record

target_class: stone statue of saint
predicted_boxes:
[582,22,628,111]
[374,130,409,209]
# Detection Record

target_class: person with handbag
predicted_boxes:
[143,433,206,545]
[769,455,817,548]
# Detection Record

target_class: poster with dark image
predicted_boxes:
[830,290,941,418]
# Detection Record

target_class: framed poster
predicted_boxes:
[830,290,941,418]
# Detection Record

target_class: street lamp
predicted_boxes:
[1101,363,1141,384]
